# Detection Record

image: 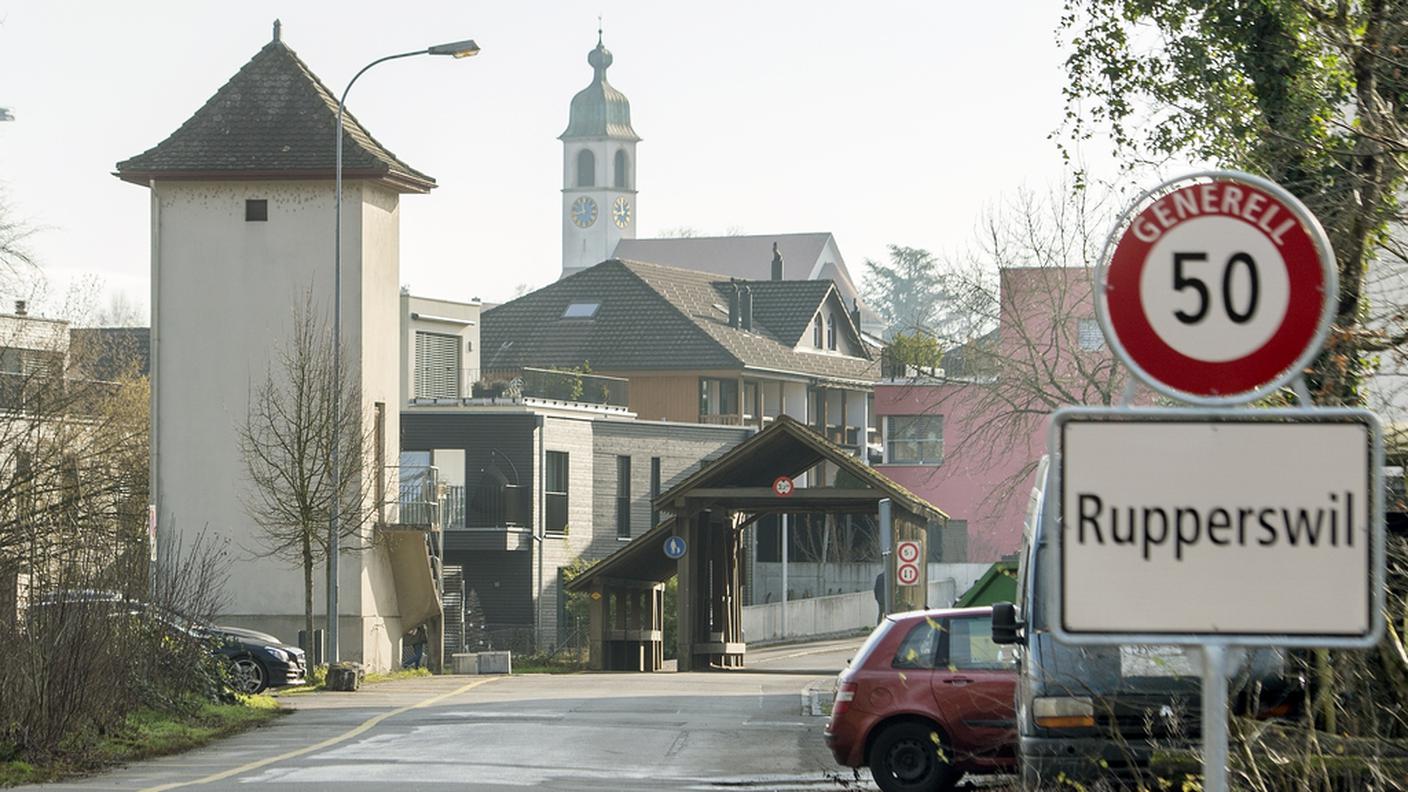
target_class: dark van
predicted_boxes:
[991,458,1300,787]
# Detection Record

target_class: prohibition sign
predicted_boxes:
[896,541,921,564]
[897,563,920,586]
[1096,171,1335,403]
[772,476,795,497]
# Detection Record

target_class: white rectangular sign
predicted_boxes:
[1056,409,1381,645]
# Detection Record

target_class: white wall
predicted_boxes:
[752,561,990,606]
[151,179,406,668]
[741,578,960,643]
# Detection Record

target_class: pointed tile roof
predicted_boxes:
[481,259,878,385]
[115,29,435,193]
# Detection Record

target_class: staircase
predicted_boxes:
[442,564,466,655]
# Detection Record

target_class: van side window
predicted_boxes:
[891,619,943,669]
[946,617,1011,669]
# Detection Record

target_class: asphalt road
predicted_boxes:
[25,636,874,792]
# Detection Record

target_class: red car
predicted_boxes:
[825,606,1017,792]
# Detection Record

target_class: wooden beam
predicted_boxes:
[683,487,883,501]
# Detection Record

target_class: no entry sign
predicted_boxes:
[1097,171,1336,403]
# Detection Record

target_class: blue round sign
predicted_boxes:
[663,536,687,559]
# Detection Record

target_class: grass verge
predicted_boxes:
[0,694,283,788]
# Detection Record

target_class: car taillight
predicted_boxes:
[833,681,858,718]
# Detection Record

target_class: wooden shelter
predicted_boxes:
[567,416,946,671]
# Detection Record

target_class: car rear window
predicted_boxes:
[892,619,942,669]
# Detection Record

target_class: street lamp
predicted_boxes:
[328,38,479,665]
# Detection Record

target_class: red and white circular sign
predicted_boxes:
[1097,171,1335,403]
[896,541,921,564]
[772,476,794,497]
[897,563,920,586]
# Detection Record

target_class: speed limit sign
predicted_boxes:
[1097,171,1335,403]
[896,541,920,564]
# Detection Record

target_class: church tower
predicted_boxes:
[561,31,639,279]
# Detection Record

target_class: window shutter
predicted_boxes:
[414,332,461,398]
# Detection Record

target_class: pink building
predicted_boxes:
[875,266,1120,561]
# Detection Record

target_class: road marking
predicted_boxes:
[137,677,498,792]
[751,643,855,664]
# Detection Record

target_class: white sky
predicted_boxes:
[0,1,1109,322]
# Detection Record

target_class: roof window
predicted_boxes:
[562,302,600,319]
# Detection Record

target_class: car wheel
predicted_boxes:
[227,656,268,694]
[869,721,961,792]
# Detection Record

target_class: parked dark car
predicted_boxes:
[825,606,1017,792]
[205,625,307,694]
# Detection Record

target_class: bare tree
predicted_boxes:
[884,186,1132,547]
[237,292,379,652]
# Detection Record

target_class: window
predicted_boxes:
[614,149,630,189]
[891,619,942,669]
[615,456,632,538]
[1078,318,1105,351]
[245,199,267,222]
[946,616,1011,669]
[813,315,824,348]
[827,312,837,350]
[576,149,596,187]
[414,332,460,398]
[885,415,944,464]
[545,451,569,534]
[742,381,759,422]
[650,457,661,527]
[699,377,739,418]
[562,302,600,319]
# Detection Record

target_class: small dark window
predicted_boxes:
[546,451,569,534]
[813,315,824,348]
[245,199,268,222]
[616,456,631,538]
[577,149,596,187]
[649,457,661,527]
[614,149,630,189]
[827,312,838,350]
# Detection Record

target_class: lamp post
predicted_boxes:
[328,38,479,665]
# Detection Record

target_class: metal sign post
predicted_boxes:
[878,498,892,615]
[1202,644,1229,792]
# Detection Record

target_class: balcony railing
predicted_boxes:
[411,367,629,409]
[392,465,441,529]
[698,413,744,426]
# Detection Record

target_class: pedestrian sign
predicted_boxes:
[663,535,687,559]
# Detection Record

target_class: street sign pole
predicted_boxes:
[1202,644,1229,792]
[878,498,892,615]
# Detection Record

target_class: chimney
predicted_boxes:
[14,300,26,317]
[771,242,784,281]
[740,286,754,331]
[850,298,862,333]
[728,282,740,328]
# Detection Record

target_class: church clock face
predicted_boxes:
[612,196,632,229]
[570,196,598,228]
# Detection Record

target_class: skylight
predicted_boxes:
[562,302,600,319]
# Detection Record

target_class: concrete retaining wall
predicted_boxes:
[742,578,962,643]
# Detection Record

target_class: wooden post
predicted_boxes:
[587,581,605,671]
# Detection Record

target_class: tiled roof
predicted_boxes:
[481,259,878,384]
[115,34,434,192]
